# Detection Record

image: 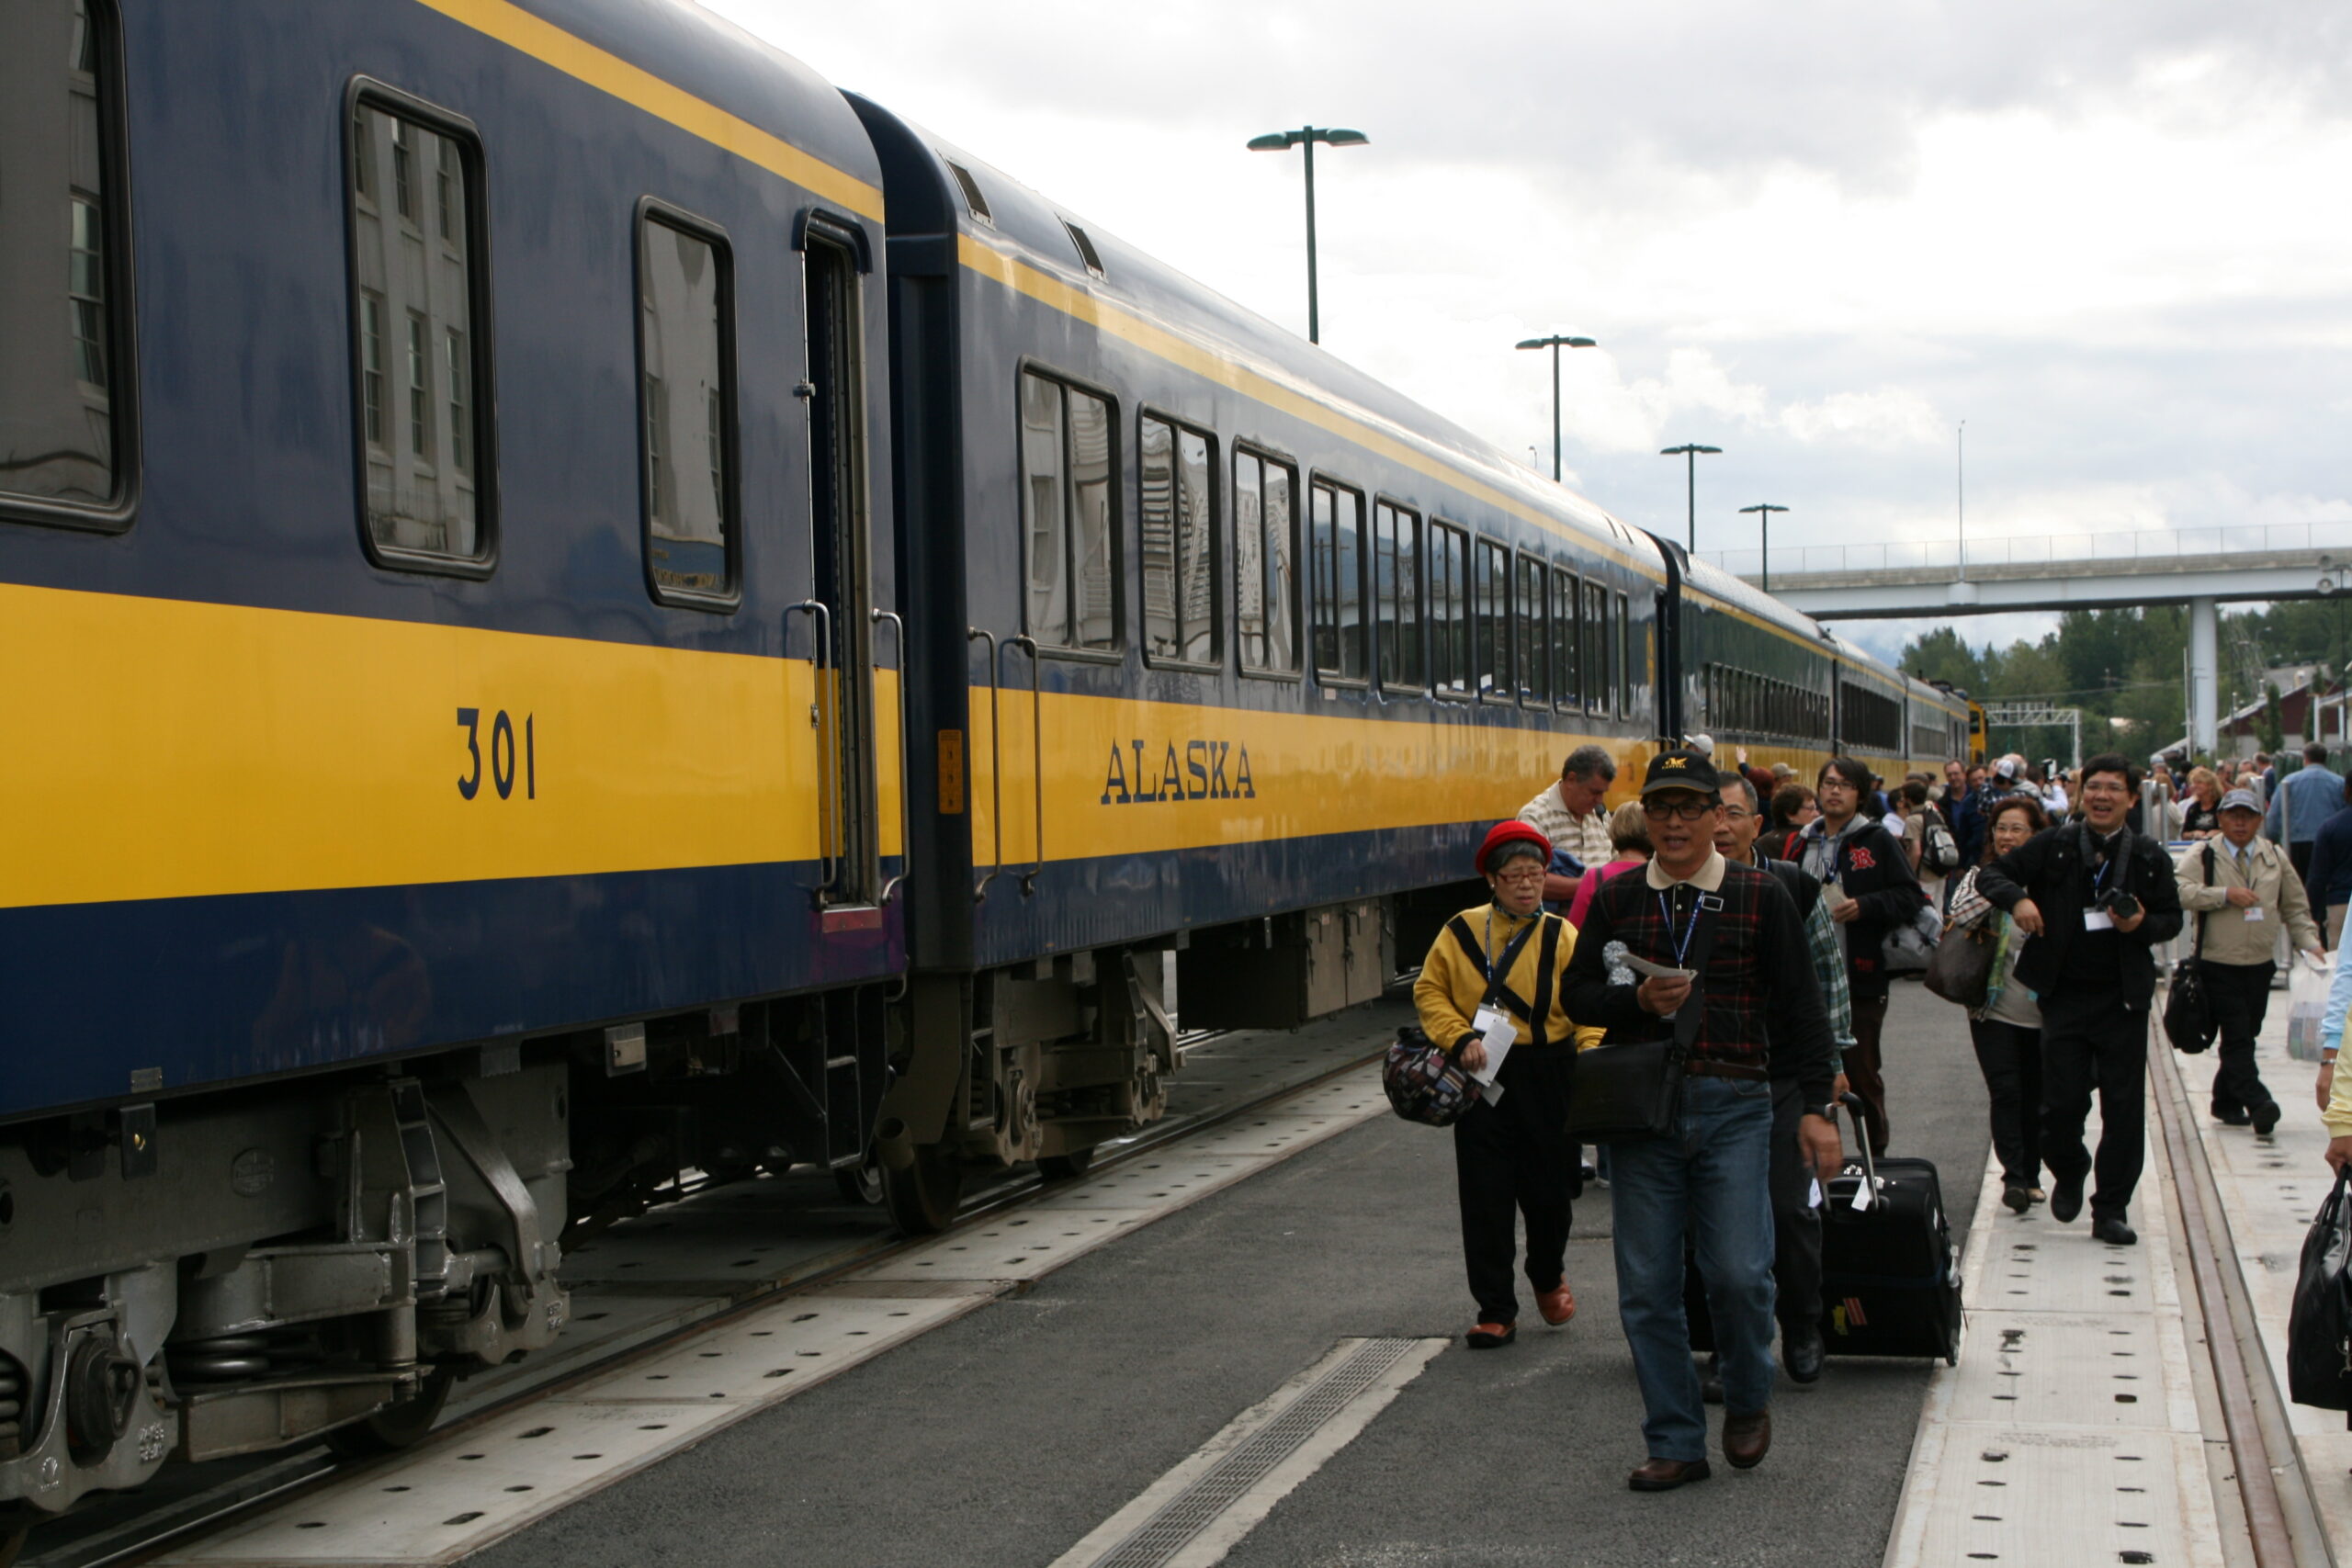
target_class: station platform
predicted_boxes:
[87,982,2352,1568]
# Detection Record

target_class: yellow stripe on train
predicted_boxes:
[963,686,1652,867]
[0,584,899,911]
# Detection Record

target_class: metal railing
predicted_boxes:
[1695,520,2352,581]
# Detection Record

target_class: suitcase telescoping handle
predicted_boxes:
[1834,1090,1879,1187]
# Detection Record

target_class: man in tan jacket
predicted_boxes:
[2176,788,2326,1134]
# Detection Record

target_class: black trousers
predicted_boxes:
[2040,989,2147,1221]
[1453,1047,1577,1323]
[1846,992,1892,1157]
[1968,1018,2043,1190]
[1769,1080,1823,1337]
[2202,959,2278,1118]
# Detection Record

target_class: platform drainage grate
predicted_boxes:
[1084,1337,1422,1568]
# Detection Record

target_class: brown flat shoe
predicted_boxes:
[1465,1320,1516,1348]
[1723,1409,1771,1469]
[1628,1457,1712,1492]
[1537,1280,1577,1326]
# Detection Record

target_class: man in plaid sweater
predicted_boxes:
[1563,750,1843,1493]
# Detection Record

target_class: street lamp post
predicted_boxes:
[1956,420,1966,581]
[1247,125,1369,344]
[1738,502,1790,592]
[1659,443,1723,550]
[1514,333,1598,480]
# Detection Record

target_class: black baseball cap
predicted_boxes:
[1640,750,1721,797]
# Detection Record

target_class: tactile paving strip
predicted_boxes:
[1883,1100,2225,1568]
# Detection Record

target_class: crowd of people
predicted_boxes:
[1415,736,2350,1493]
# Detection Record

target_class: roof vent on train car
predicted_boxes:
[1061,220,1105,279]
[944,159,994,227]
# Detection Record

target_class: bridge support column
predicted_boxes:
[2189,594,2219,760]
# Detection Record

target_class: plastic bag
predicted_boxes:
[2289,951,2335,1062]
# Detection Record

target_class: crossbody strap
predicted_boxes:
[2194,843,2213,959]
[1671,897,1724,1052]
[1444,914,1544,1017]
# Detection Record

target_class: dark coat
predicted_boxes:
[1792,817,1928,1001]
[1973,822,2186,1011]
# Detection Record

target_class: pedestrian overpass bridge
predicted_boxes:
[1693,521,2352,760]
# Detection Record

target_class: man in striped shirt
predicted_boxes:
[1520,744,1619,907]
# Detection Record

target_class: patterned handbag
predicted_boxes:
[1382,1026,1485,1127]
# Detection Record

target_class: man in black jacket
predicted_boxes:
[1974,752,2185,1245]
[1792,756,1928,1158]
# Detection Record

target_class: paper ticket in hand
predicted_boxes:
[1468,1006,1516,1088]
[1617,953,1697,982]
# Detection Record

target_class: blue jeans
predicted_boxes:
[1609,1075,1779,1461]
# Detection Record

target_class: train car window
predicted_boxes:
[1139,413,1216,663]
[1472,539,1510,700]
[1582,581,1611,716]
[1309,479,1366,680]
[0,0,135,525]
[637,210,737,604]
[1616,591,1632,716]
[1022,369,1120,650]
[1373,502,1423,689]
[1551,568,1580,710]
[347,89,493,569]
[1429,521,1469,695]
[1234,446,1298,672]
[1514,554,1548,705]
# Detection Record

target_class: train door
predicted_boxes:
[801,226,880,906]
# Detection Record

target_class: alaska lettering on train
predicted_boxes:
[1100,739,1256,804]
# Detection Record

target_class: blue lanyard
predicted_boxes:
[1656,887,1702,966]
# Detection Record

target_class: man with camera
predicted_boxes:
[1974,753,2185,1244]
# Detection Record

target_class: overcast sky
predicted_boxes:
[707,0,2352,662]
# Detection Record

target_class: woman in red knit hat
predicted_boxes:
[1413,820,1604,1347]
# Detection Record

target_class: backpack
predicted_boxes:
[1921,810,1962,875]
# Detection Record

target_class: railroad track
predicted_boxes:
[28,1021,1392,1568]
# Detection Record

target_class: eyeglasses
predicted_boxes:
[1643,798,1718,822]
[1491,863,1545,882]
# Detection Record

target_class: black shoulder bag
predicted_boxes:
[2163,844,2218,1054]
[1564,895,1719,1143]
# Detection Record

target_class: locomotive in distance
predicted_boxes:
[0,0,1975,1529]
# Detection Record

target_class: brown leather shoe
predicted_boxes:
[1723,1409,1771,1469]
[1536,1280,1577,1325]
[1628,1456,1713,1492]
[1465,1320,1516,1348]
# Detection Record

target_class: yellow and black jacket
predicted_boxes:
[1414,903,1605,1055]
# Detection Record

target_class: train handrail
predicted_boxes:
[1008,633,1044,895]
[786,600,838,896]
[871,607,909,906]
[968,626,1003,902]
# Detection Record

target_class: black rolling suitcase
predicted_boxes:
[1683,1095,1962,1365]
[1818,1095,1962,1365]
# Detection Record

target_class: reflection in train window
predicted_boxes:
[1551,567,1580,710]
[348,95,492,564]
[1515,554,1548,705]
[1235,447,1298,672]
[1139,413,1216,662]
[1374,502,1422,689]
[1583,580,1611,716]
[1474,538,1510,700]
[638,213,735,601]
[1616,591,1633,715]
[1310,479,1365,680]
[1022,369,1119,650]
[1430,521,1469,695]
[0,0,128,515]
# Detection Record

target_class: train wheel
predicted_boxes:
[0,1527,26,1568]
[881,1142,962,1235]
[1037,1145,1096,1181]
[322,1369,454,1461]
[833,1156,884,1206]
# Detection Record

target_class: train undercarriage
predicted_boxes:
[0,897,1424,1536]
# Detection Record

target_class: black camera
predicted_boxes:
[2095,890,2141,920]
